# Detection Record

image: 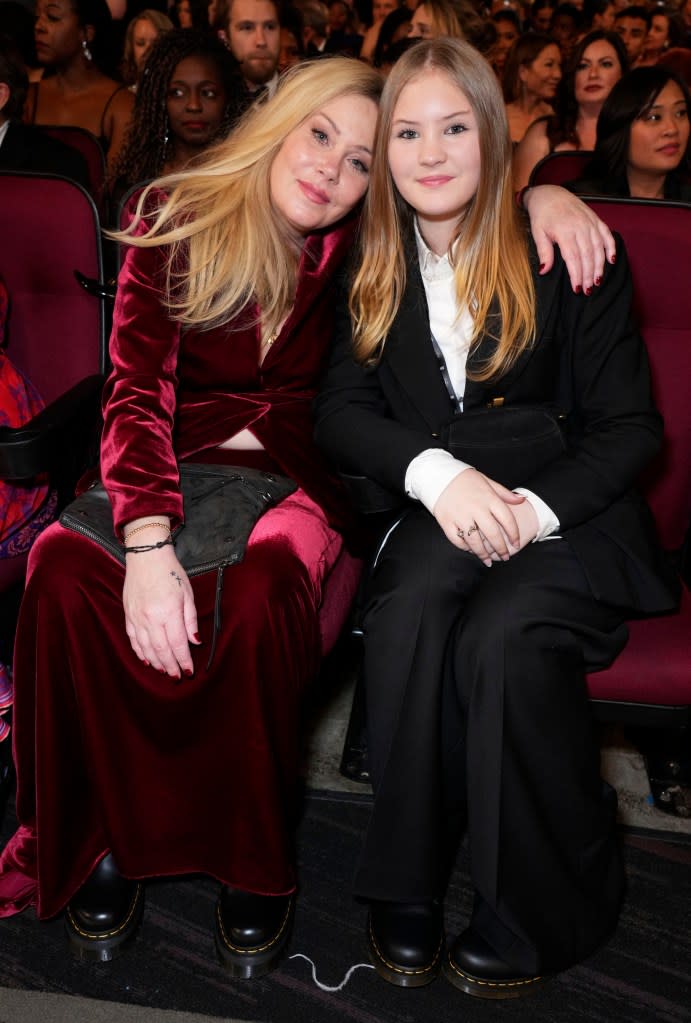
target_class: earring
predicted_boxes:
[82,39,93,62]
[162,120,170,162]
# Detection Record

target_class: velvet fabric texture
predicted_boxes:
[0,216,361,920]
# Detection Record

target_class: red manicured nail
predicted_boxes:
[594,276,602,287]
[539,263,546,273]
[609,252,616,264]
[183,669,193,678]
[574,285,582,294]
[584,286,592,296]
[193,633,201,643]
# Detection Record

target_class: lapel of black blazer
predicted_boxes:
[0,123,30,171]
[463,242,563,409]
[384,255,463,431]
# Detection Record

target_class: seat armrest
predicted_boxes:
[0,374,104,480]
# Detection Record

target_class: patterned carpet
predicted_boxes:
[0,791,690,1023]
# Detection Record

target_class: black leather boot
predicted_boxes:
[64,853,144,962]
[215,887,294,979]
[367,900,444,988]
[444,928,548,999]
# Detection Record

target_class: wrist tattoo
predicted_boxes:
[171,571,182,587]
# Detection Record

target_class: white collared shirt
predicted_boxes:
[404,222,559,541]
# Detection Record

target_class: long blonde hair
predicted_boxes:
[351,38,535,380]
[113,58,382,337]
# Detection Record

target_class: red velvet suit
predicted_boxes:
[0,213,360,920]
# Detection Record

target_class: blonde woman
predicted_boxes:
[0,57,381,977]
[120,8,174,90]
[315,38,677,999]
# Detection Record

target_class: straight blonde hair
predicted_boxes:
[351,38,536,381]
[113,58,382,338]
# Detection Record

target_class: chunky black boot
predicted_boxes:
[64,853,144,962]
[215,887,294,979]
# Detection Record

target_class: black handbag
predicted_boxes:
[440,403,567,490]
[60,463,297,667]
[431,330,567,489]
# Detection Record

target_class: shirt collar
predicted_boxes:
[414,219,455,283]
[0,120,10,150]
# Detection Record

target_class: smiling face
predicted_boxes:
[387,69,481,255]
[166,55,227,150]
[34,0,83,67]
[628,79,689,182]
[573,39,623,108]
[269,93,377,237]
[519,43,562,101]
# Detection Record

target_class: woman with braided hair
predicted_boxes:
[109,28,244,203]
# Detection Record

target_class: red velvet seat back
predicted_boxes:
[529,150,594,188]
[40,125,107,216]
[586,198,691,553]
[0,172,105,403]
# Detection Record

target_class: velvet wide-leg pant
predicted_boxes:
[0,490,358,920]
[354,509,628,974]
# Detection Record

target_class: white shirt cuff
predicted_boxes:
[515,488,560,541]
[405,448,472,514]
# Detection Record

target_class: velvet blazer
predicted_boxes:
[101,210,359,537]
[314,237,679,615]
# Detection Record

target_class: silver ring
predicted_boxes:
[456,527,464,539]
[467,523,479,535]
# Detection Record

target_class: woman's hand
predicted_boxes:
[123,544,200,678]
[433,468,525,565]
[523,185,616,294]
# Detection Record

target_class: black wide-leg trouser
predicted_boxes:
[354,508,628,974]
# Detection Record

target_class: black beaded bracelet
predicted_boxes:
[123,535,175,555]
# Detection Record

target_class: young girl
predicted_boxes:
[315,38,677,999]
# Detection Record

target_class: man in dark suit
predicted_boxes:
[0,42,90,188]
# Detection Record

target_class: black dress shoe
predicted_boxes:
[367,900,444,988]
[215,887,294,979]
[65,853,144,962]
[444,928,548,999]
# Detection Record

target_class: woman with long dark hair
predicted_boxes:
[569,65,691,198]
[513,29,628,188]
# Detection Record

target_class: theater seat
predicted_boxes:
[529,150,594,188]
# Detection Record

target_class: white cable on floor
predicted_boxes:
[289,953,375,992]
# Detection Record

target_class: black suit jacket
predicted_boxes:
[0,122,90,190]
[315,239,679,614]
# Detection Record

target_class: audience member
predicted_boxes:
[529,0,558,34]
[658,47,691,90]
[279,4,304,69]
[550,2,582,60]
[489,9,521,78]
[638,8,685,68]
[0,1,41,81]
[121,8,174,89]
[315,35,676,1000]
[299,0,328,54]
[569,66,691,199]
[109,28,242,201]
[27,0,134,174]
[503,32,562,143]
[408,0,464,40]
[372,5,411,67]
[513,29,627,187]
[614,5,649,67]
[225,0,281,100]
[171,0,211,28]
[0,54,383,977]
[360,0,399,64]
[0,39,89,185]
